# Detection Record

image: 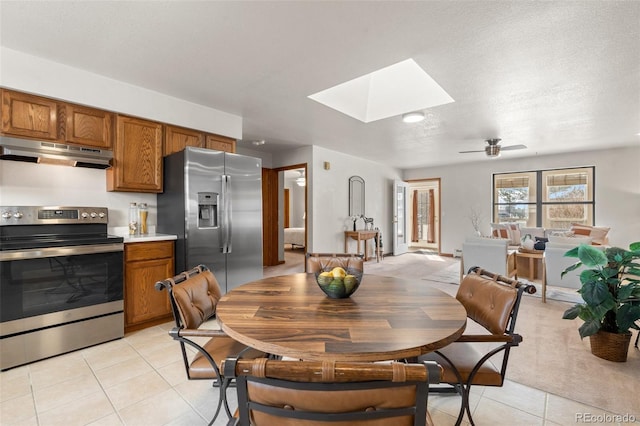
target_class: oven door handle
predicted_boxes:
[0,243,124,261]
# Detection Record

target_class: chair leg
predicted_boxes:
[208,385,224,426]
[222,378,233,419]
[449,383,476,426]
[206,377,234,426]
[635,330,639,348]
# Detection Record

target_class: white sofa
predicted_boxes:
[543,237,605,303]
[461,236,517,282]
[544,240,587,290]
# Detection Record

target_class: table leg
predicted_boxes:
[529,258,534,280]
[364,238,369,261]
[344,235,348,253]
[357,238,362,260]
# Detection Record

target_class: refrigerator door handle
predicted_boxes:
[222,174,232,253]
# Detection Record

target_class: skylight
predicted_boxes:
[308,58,454,123]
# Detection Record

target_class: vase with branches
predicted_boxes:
[468,206,482,236]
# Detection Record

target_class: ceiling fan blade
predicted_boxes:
[500,144,527,151]
[458,149,485,154]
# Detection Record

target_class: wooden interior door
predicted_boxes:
[262,168,281,266]
[284,189,290,228]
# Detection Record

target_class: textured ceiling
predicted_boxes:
[1,1,638,169]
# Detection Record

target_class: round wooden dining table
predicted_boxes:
[216,273,467,362]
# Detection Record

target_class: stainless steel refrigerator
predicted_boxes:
[157,147,263,293]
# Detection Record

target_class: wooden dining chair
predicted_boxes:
[305,252,364,273]
[222,357,443,426]
[155,265,267,425]
[419,266,536,426]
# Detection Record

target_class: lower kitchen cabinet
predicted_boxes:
[124,240,175,332]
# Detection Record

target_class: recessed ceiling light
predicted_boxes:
[402,112,425,123]
[252,140,266,146]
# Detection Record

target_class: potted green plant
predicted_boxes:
[562,242,640,362]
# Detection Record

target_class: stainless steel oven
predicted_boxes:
[0,206,124,370]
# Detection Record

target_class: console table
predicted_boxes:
[344,230,380,262]
[516,249,546,302]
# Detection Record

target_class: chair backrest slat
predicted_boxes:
[305,253,364,273]
[155,264,223,329]
[224,358,440,426]
[457,266,535,335]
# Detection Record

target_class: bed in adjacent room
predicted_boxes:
[284,227,305,249]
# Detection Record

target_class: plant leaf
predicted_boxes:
[577,244,607,267]
[617,284,636,301]
[580,281,610,305]
[617,304,640,332]
[578,320,601,339]
[561,262,582,278]
[601,267,619,280]
[563,246,580,258]
[563,305,582,319]
[629,242,640,251]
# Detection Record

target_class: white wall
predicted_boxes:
[0,48,242,138]
[311,146,402,254]
[0,161,156,232]
[403,146,640,253]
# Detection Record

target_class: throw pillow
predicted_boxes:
[490,223,508,239]
[570,224,610,245]
[504,223,521,246]
[491,223,520,245]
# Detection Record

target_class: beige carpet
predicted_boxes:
[266,251,639,415]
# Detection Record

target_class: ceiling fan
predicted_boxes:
[459,138,527,158]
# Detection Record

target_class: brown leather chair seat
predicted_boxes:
[156,265,267,425]
[419,267,535,426]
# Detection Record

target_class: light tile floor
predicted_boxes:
[1,322,635,425]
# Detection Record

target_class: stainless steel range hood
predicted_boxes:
[0,136,113,169]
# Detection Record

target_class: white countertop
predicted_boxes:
[120,233,177,243]
[110,226,177,243]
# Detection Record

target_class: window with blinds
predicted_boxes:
[493,167,594,228]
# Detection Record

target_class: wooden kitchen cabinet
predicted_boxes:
[63,104,114,149]
[164,124,204,156]
[205,133,236,153]
[108,115,163,192]
[1,89,59,140]
[124,240,175,332]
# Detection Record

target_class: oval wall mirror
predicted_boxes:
[349,176,365,217]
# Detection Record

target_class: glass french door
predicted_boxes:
[392,180,409,255]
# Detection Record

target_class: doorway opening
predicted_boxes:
[407,178,441,255]
[278,164,307,271]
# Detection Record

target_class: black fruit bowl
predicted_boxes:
[315,268,363,299]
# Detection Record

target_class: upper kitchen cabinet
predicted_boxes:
[108,115,163,193]
[164,124,204,156]
[1,89,58,140]
[63,104,114,149]
[205,133,236,153]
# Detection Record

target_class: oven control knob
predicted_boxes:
[98,212,106,218]
[13,212,23,219]
[81,212,89,219]
[90,212,98,218]
[2,211,12,219]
